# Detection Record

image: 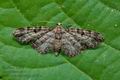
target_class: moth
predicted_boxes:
[13,23,104,57]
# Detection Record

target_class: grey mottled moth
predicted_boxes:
[13,23,104,57]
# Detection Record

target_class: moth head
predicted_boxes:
[57,22,62,26]
[53,22,64,33]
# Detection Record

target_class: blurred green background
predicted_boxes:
[0,0,120,80]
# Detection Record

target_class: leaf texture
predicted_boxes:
[0,0,120,80]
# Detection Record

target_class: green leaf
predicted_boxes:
[0,0,120,80]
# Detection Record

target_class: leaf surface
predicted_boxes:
[0,0,120,80]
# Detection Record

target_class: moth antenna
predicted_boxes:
[66,24,72,28]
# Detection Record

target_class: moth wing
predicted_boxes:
[61,31,82,57]
[66,28,104,49]
[13,27,50,44]
[32,31,55,53]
